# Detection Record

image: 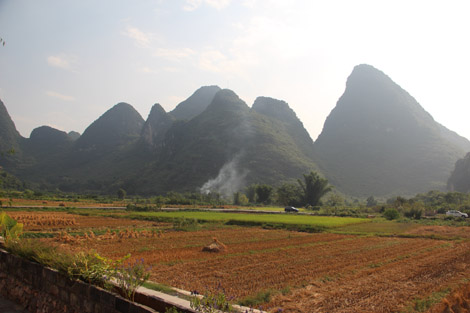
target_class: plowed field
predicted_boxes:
[7,211,160,231]
[40,224,470,313]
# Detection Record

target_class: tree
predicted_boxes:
[255,184,273,204]
[245,184,257,203]
[326,193,344,207]
[366,196,378,207]
[383,208,399,220]
[117,188,127,200]
[276,183,302,207]
[233,192,248,205]
[297,171,332,207]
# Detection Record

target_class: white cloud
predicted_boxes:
[154,48,195,62]
[122,26,152,47]
[45,91,76,102]
[140,67,155,73]
[183,0,202,11]
[205,0,231,10]
[198,49,228,72]
[183,0,231,11]
[47,54,77,71]
[163,67,181,73]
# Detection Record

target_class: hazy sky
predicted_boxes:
[1,0,469,141]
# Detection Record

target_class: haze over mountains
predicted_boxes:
[1,64,469,198]
[313,64,470,197]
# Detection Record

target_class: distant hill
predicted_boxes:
[2,70,469,197]
[0,99,21,154]
[53,102,146,192]
[0,89,317,195]
[76,102,144,151]
[134,89,318,195]
[140,103,175,152]
[170,85,221,120]
[313,64,470,197]
[68,131,80,141]
[0,168,24,191]
[448,153,470,193]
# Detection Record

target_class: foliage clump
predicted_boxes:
[383,208,400,220]
[0,211,23,243]
[190,289,233,313]
[3,214,151,302]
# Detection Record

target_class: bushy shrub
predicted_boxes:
[404,206,424,220]
[190,290,233,313]
[0,211,23,243]
[115,258,151,301]
[6,235,151,302]
[383,208,400,220]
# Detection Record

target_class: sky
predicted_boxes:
[0,0,469,141]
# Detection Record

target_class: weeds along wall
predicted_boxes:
[0,248,158,313]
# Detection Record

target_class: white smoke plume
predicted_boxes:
[200,154,248,198]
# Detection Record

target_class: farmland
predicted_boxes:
[122,211,369,228]
[3,209,470,312]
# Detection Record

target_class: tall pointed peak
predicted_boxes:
[0,99,21,152]
[77,102,144,148]
[170,85,221,120]
[313,64,469,197]
[141,103,174,149]
[205,89,249,113]
[252,97,299,124]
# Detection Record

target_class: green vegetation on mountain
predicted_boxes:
[448,153,470,193]
[76,102,144,151]
[27,126,73,157]
[313,64,470,197]
[0,100,20,152]
[140,103,175,152]
[135,89,318,194]
[0,100,22,168]
[170,85,221,120]
[0,168,24,191]
[1,66,469,198]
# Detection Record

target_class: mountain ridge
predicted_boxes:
[1,65,469,197]
[313,64,469,197]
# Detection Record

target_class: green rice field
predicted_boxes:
[124,211,370,228]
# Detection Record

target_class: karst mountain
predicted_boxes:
[0,64,468,197]
[313,64,470,197]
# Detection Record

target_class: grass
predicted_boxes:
[143,281,179,296]
[233,206,308,213]
[238,289,275,307]
[403,288,451,312]
[333,221,420,235]
[124,211,369,229]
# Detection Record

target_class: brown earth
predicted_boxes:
[430,283,470,313]
[404,225,470,239]
[39,225,470,313]
[6,211,160,231]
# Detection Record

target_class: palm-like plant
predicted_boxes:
[298,171,332,207]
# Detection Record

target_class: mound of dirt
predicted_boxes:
[202,237,227,253]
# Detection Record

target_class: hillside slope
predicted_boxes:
[448,153,470,193]
[313,64,470,197]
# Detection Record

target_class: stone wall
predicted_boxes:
[0,248,185,313]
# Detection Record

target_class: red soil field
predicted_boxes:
[6,211,159,231]
[40,226,470,313]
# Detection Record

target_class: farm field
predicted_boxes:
[0,197,127,208]
[6,210,160,231]
[122,211,369,228]
[4,209,470,312]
